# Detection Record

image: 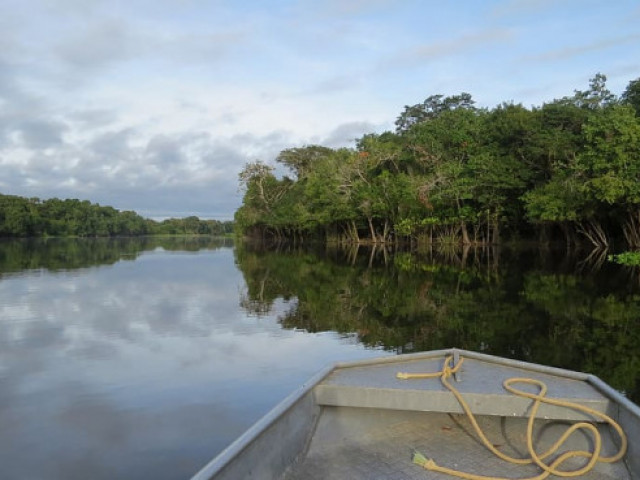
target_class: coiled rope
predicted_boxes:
[396,356,627,480]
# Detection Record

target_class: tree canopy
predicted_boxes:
[0,194,233,237]
[236,74,640,249]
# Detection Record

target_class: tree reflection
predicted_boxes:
[0,237,231,275]
[235,243,640,401]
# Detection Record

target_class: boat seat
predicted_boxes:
[313,356,614,422]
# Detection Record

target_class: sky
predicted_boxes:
[0,0,639,221]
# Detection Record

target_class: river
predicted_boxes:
[0,238,638,479]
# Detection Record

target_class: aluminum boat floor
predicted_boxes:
[282,408,630,480]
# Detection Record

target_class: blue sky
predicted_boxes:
[0,0,639,220]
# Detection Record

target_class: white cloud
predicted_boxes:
[413,29,514,59]
[54,20,139,69]
[319,121,381,148]
[523,34,640,62]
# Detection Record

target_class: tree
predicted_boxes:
[571,73,617,110]
[276,145,334,180]
[522,174,594,246]
[236,161,293,238]
[404,108,483,243]
[578,105,640,247]
[303,149,361,243]
[622,77,640,117]
[238,161,278,215]
[395,93,475,132]
[233,73,640,248]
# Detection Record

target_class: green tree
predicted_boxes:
[578,105,640,247]
[276,145,334,180]
[235,161,292,237]
[404,107,483,243]
[571,73,617,110]
[622,77,640,117]
[395,93,475,132]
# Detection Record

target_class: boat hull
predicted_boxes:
[192,349,640,479]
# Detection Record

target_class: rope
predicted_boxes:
[396,356,627,480]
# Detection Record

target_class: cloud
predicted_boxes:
[17,118,68,149]
[490,0,559,17]
[524,34,640,62]
[412,29,514,59]
[69,109,119,128]
[0,55,50,148]
[381,28,514,70]
[0,88,68,150]
[159,31,247,64]
[89,128,134,156]
[320,121,379,148]
[0,125,299,218]
[51,14,246,76]
[305,74,364,95]
[54,20,140,70]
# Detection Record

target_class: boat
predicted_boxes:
[191,348,640,480]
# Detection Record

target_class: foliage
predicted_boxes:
[0,194,233,238]
[152,216,233,236]
[622,78,640,116]
[608,251,640,266]
[0,236,230,275]
[395,93,476,132]
[235,74,640,249]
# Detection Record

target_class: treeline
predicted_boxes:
[235,74,640,248]
[154,216,234,236]
[0,237,232,275]
[0,194,233,237]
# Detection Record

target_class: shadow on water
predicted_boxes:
[0,236,233,275]
[235,242,640,402]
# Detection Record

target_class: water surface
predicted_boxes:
[0,238,386,480]
[1,238,639,479]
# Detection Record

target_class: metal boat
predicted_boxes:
[191,348,640,479]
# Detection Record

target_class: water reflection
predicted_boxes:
[0,239,384,480]
[235,243,640,401]
[0,236,233,276]
[2,238,640,479]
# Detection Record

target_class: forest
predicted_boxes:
[235,74,640,249]
[0,194,233,237]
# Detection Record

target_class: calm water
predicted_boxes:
[1,238,639,479]
[0,238,387,480]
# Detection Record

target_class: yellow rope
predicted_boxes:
[396,356,627,480]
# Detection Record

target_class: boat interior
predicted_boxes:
[192,349,640,480]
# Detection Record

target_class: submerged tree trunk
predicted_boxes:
[367,217,377,243]
[461,222,471,245]
[349,220,360,245]
[623,210,640,249]
[382,219,390,243]
[576,220,609,249]
[492,218,500,245]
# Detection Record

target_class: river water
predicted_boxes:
[0,238,639,479]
